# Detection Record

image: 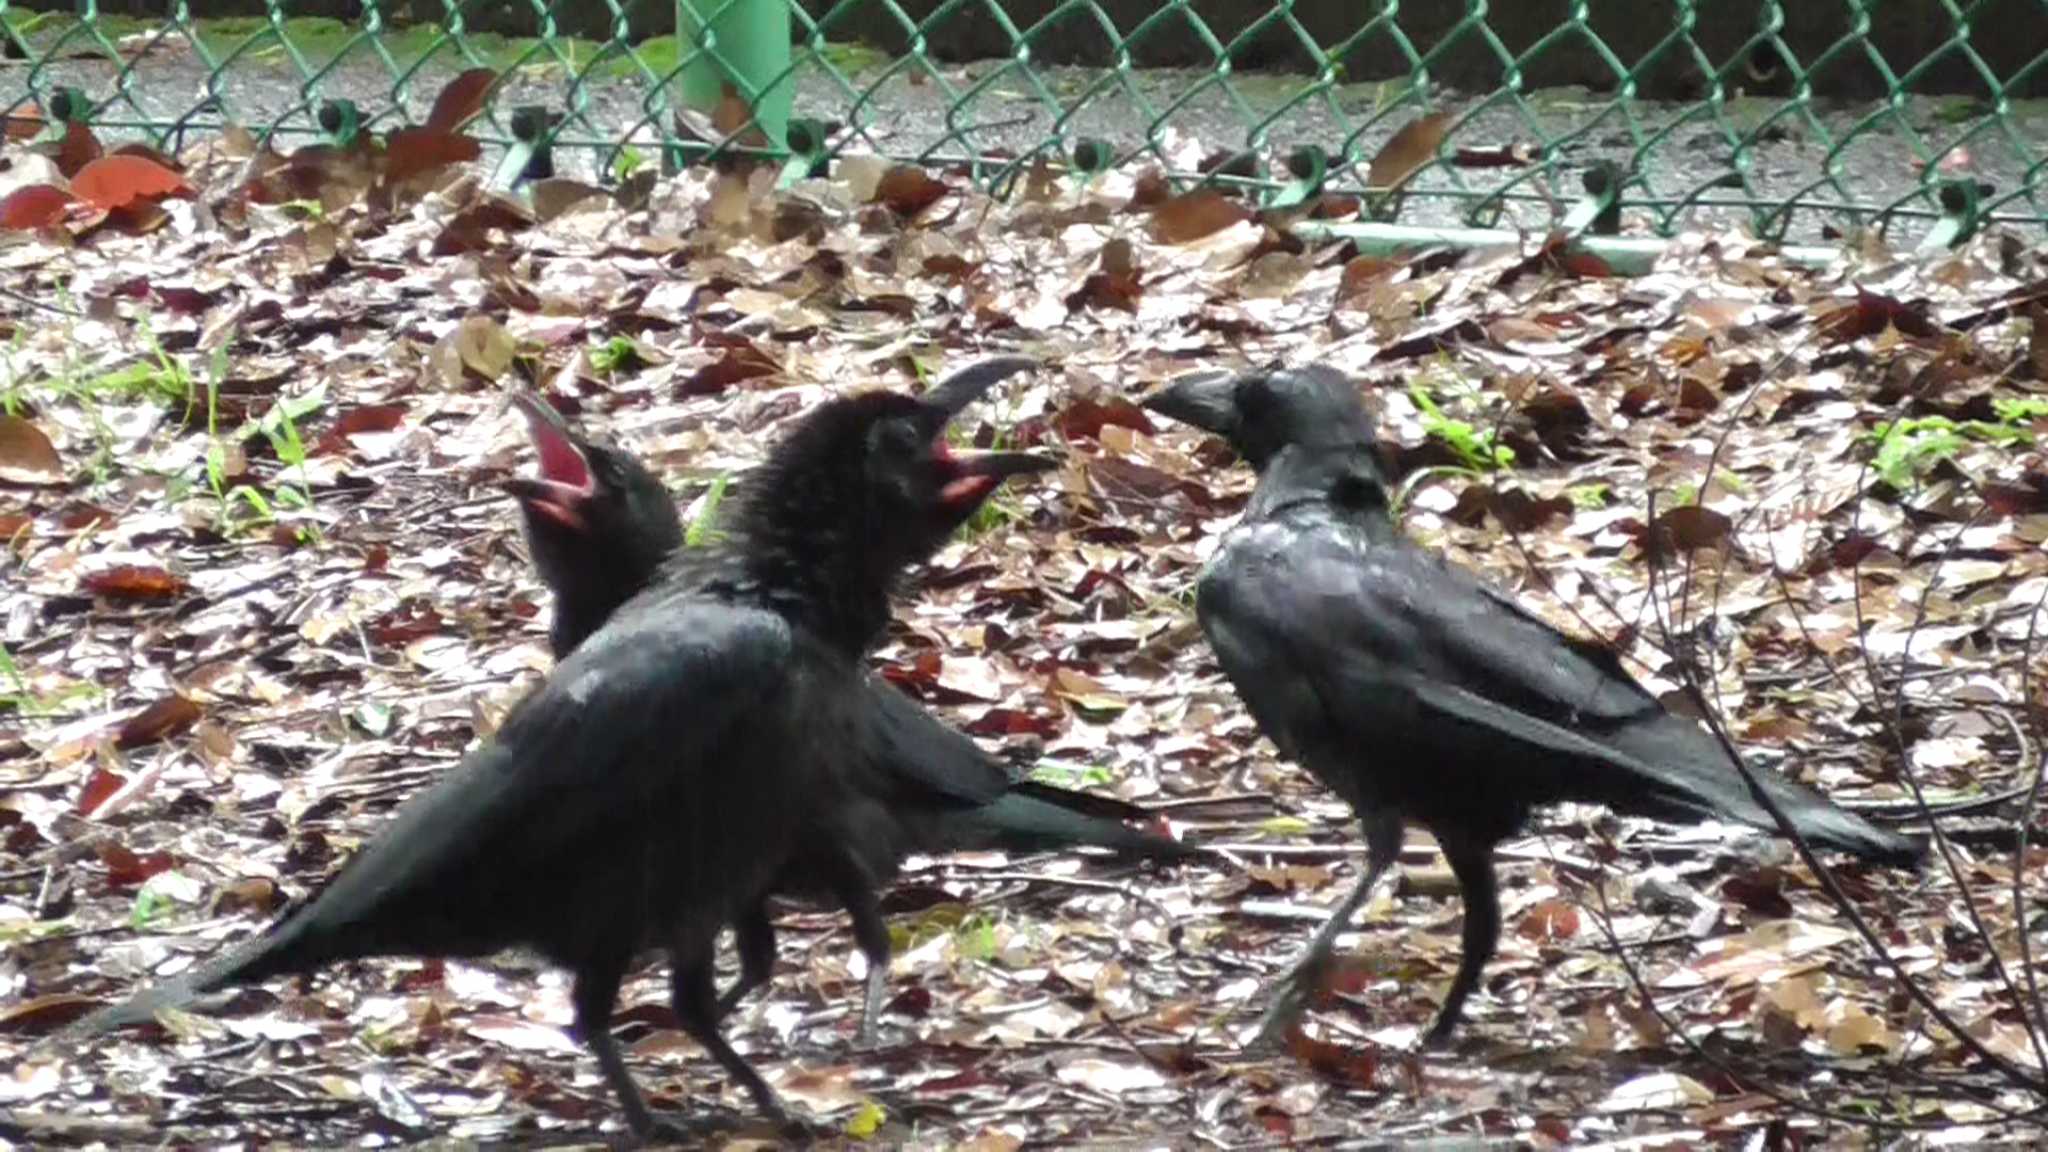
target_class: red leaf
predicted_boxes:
[113,694,202,750]
[74,767,125,817]
[81,564,186,602]
[381,127,482,185]
[426,68,498,133]
[69,154,191,211]
[55,120,101,177]
[873,166,949,217]
[334,402,408,437]
[0,184,72,231]
[108,141,184,171]
[370,599,444,645]
[98,842,175,890]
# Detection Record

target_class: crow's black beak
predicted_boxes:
[935,447,1057,510]
[505,390,596,531]
[918,355,1041,425]
[1139,370,1240,437]
[911,355,1056,509]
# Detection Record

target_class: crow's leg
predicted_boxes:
[670,952,788,1124]
[1422,827,1501,1049]
[1251,809,1403,1050]
[821,853,890,1049]
[714,900,778,1020]
[573,956,691,1143]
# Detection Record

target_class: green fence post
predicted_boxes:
[675,0,792,149]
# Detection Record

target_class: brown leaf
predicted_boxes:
[431,194,535,255]
[1128,168,1171,209]
[0,184,75,232]
[1366,111,1450,189]
[440,314,517,383]
[381,127,481,186]
[1052,396,1156,442]
[874,166,949,217]
[214,876,284,916]
[1283,1022,1386,1088]
[82,565,186,602]
[1676,375,1719,414]
[1641,505,1732,555]
[684,351,780,397]
[426,68,497,133]
[3,104,43,142]
[1447,485,1573,532]
[0,993,98,1036]
[529,178,606,222]
[1517,899,1580,941]
[1149,190,1252,244]
[0,415,63,482]
[1337,255,1399,301]
[69,154,191,211]
[114,695,202,750]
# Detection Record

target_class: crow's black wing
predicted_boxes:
[1199,513,1919,862]
[858,674,1011,805]
[284,597,803,957]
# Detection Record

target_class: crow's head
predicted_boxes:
[503,392,682,651]
[1141,363,1375,472]
[745,355,1053,574]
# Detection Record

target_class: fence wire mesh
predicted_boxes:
[1,1,2043,242]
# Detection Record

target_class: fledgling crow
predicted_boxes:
[60,369,1055,1143]
[503,363,1203,1033]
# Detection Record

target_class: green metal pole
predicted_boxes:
[675,0,792,149]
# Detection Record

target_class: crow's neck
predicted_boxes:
[1246,444,1396,540]
[707,476,900,656]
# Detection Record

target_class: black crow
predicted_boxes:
[502,366,1202,1032]
[1143,363,1923,1048]
[59,371,1055,1142]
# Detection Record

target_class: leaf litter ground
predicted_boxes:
[1,128,2047,1149]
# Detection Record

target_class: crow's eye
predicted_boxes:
[1235,375,1274,418]
[875,419,923,459]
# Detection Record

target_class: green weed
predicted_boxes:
[1567,483,1610,509]
[685,473,731,548]
[589,335,646,377]
[1409,384,1514,472]
[1028,760,1116,790]
[1865,402,2041,490]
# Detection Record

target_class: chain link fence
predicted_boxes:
[1,1,2043,242]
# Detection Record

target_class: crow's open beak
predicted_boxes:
[503,390,596,531]
[911,354,1055,509]
[936,447,1057,509]
[919,354,1041,423]
[1138,370,1240,437]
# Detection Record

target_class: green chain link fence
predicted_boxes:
[1,1,2043,244]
